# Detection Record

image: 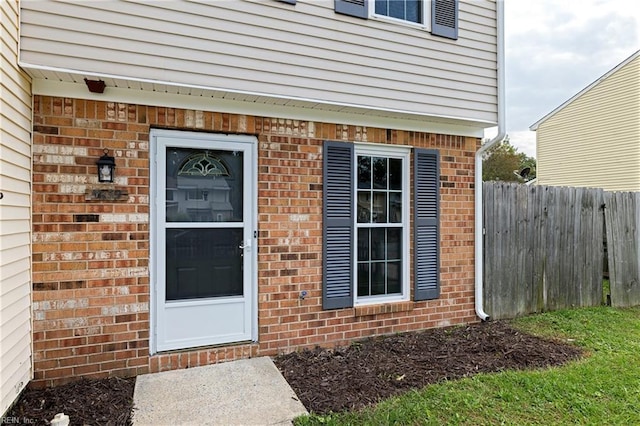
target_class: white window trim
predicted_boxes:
[353,144,411,306]
[370,0,431,31]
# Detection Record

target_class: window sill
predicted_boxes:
[370,14,429,32]
[354,301,415,317]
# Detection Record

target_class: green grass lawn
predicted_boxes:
[295,306,640,425]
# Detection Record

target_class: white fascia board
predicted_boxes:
[32,79,487,138]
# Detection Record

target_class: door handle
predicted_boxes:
[239,241,251,250]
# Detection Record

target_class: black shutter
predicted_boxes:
[323,141,354,309]
[335,0,368,19]
[414,149,440,301]
[432,0,458,40]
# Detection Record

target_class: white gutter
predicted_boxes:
[474,0,506,321]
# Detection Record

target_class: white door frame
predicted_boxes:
[149,129,258,354]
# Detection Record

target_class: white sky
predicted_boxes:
[486,0,640,157]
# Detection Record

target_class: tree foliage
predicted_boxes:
[482,137,536,182]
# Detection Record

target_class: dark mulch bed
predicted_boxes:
[3,377,135,426]
[274,321,584,414]
[4,321,582,422]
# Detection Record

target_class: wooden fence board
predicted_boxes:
[515,183,531,315]
[605,191,640,308]
[544,185,561,311]
[532,184,546,312]
[584,189,605,306]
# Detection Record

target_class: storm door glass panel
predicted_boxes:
[164,147,245,301]
[166,148,243,222]
[166,229,243,300]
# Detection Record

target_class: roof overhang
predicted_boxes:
[23,64,495,138]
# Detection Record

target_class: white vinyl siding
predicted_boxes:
[1,0,33,416]
[19,0,497,125]
[536,54,640,191]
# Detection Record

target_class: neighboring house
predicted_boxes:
[530,50,640,191]
[0,0,502,402]
[0,0,33,415]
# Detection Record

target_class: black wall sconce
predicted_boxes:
[96,149,116,183]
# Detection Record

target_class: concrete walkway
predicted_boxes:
[132,357,308,425]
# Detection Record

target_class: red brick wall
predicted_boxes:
[31,96,478,386]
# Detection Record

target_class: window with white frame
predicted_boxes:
[374,0,423,24]
[333,0,459,40]
[355,147,409,301]
[323,141,440,310]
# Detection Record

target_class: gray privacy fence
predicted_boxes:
[483,182,639,319]
[604,191,640,308]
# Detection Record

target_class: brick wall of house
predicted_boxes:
[31,95,478,387]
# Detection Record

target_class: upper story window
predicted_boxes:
[374,0,423,24]
[186,189,208,201]
[334,0,458,40]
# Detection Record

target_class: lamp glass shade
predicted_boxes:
[97,152,116,183]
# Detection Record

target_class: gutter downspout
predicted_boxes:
[474,0,506,321]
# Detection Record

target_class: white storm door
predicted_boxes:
[151,130,256,353]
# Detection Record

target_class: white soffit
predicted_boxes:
[29,70,491,138]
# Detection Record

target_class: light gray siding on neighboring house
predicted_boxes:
[19,0,498,124]
[1,0,33,416]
